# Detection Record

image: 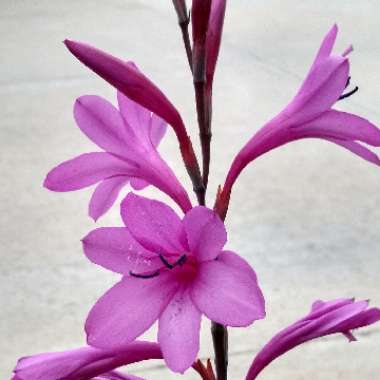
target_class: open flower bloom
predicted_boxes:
[64,40,202,190]
[246,298,380,380]
[44,90,192,220]
[83,193,265,373]
[11,341,161,380]
[218,24,380,216]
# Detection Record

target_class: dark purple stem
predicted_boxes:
[180,16,193,72]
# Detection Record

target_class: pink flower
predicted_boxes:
[64,40,202,189]
[11,341,161,380]
[82,193,265,373]
[217,25,380,216]
[44,90,192,220]
[246,298,380,380]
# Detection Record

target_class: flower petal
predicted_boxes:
[74,95,129,157]
[82,227,162,275]
[281,56,349,126]
[329,138,380,165]
[120,193,186,254]
[13,342,161,380]
[191,251,265,326]
[117,91,151,145]
[158,287,201,373]
[296,110,380,145]
[86,274,178,349]
[44,152,133,191]
[312,24,338,66]
[89,177,129,221]
[150,114,167,147]
[130,178,149,190]
[183,206,226,262]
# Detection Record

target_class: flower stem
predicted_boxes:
[179,16,193,72]
[211,322,228,380]
[174,5,227,377]
[193,43,212,190]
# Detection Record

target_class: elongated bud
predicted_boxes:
[192,0,212,83]
[172,0,188,25]
[206,0,227,92]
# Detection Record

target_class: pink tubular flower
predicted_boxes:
[217,25,380,216]
[11,341,161,380]
[82,193,265,373]
[44,90,192,219]
[64,40,202,190]
[246,298,380,380]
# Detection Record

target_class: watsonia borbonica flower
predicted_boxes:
[246,298,380,379]
[82,193,265,373]
[217,24,380,217]
[44,89,192,220]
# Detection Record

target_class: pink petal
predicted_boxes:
[297,110,380,145]
[150,114,167,147]
[64,40,188,141]
[130,178,149,190]
[85,274,178,349]
[183,206,226,262]
[13,342,161,380]
[117,91,151,145]
[329,138,380,165]
[120,193,186,254]
[245,299,380,380]
[206,0,227,89]
[44,152,134,191]
[89,177,129,221]
[312,24,338,66]
[191,251,265,326]
[82,227,162,275]
[281,56,349,126]
[74,95,130,157]
[158,287,201,373]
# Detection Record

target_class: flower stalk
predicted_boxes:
[172,0,193,71]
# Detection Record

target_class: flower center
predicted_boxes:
[129,252,199,282]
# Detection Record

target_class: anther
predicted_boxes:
[176,254,187,266]
[345,76,351,89]
[129,270,160,279]
[339,86,359,100]
[159,254,174,269]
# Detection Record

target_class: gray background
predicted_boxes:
[1,1,379,379]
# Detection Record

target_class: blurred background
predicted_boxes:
[1,0,379,379]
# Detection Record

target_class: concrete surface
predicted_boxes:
[1,0,380,379]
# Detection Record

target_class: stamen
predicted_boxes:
[159,254,174,269]
[176,254,187,266]
[345,76,351,89]
[339,86,359,100]
[129,270,160,279]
